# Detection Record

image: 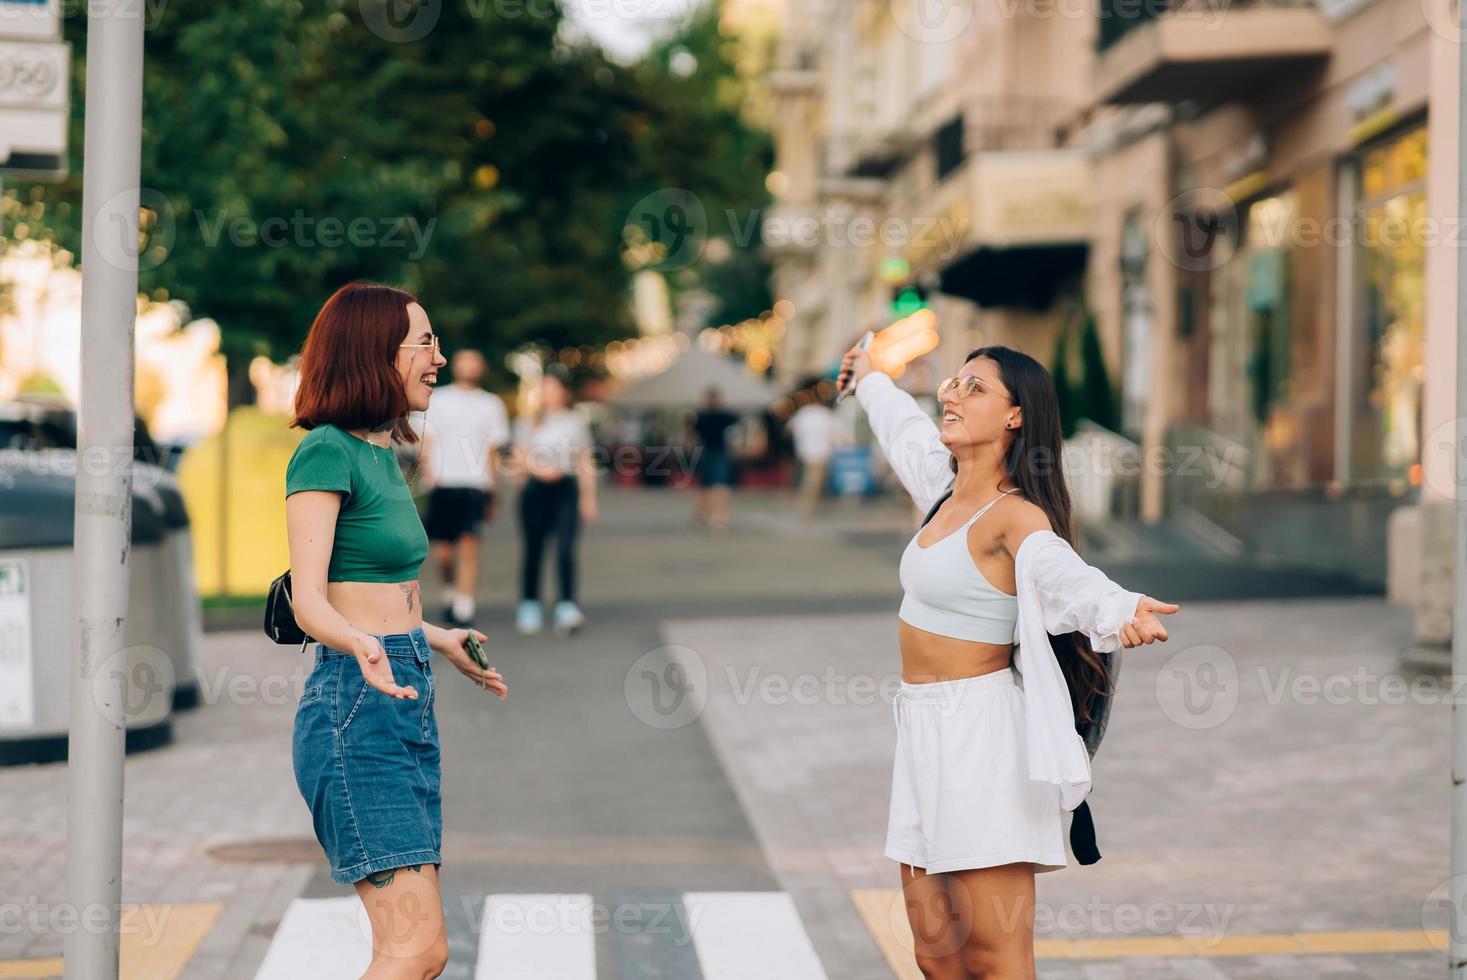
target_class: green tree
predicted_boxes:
[5,0,773,396]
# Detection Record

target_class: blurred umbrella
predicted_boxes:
[609,346,779,412]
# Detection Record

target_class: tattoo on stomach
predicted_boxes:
[399,581,419,613]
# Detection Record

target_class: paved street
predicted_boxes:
[0,485,1452,978]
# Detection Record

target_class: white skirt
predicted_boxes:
[885,667,1068,874]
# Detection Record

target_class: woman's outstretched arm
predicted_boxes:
[842,345,953,512]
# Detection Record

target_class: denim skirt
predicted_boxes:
[292,626,442,885]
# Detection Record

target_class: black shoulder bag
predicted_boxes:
[919,489,1106,866]
[264,569,312,653]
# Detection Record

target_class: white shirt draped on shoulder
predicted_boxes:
[854,370,1141,811]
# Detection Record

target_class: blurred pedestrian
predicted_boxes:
[788,386,835,517]
[420,349,511,629]
[690,386,738,531]
[283,282,508,978]
[838,339,1177,979]
[513,364,598,636]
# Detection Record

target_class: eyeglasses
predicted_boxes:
[400,335,442,357]
[938,374,1010,402]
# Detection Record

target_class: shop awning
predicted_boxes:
[938,242,1088,311]
[609,346,780,412]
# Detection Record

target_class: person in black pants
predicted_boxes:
[512,365,597,636]
[690,386,739,531]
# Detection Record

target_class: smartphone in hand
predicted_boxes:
[464,630,490,670]
[837,330,875,403]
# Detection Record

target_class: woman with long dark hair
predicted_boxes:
[285,282,509,979]
[840,341,1178,979]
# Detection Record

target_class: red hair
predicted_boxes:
[291,282,420,444]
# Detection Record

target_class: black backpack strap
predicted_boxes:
[1070,800,1101,865]
[919,489,953,528]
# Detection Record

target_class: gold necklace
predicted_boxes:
[351,421,425,485]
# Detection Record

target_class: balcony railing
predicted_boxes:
[965,95,1076,153]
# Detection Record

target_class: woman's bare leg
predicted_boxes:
[945,862,1037,980]
[353,863,449,980]
[899,863,969,980]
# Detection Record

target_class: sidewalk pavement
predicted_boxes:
[663,595,1447,978]
[0,485,1448,978]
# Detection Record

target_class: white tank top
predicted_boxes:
[897,489,1019,644]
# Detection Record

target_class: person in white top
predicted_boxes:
[511,364,598,636]
[787,388,836,516]
[841,340,1179,979]
[420,349,512,627]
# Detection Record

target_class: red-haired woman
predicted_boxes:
[285,282,508,979]
[841,342,1178,980]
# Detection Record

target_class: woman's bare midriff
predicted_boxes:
[899,619,1012,684]
[327,579,425,636]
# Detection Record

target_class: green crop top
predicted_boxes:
[284,424,429,583]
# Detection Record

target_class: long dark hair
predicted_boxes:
[954,345,1111,725]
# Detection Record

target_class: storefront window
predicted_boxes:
[1206,191,1296,487]
[1351,126,1426,485]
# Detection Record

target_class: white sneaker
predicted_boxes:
[553,601,585,636]
[515,600,544,635]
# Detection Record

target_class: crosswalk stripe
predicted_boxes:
[684,892,828,980]
[475,893,596,980]
[251,890,831,978]
[252,897,371,980]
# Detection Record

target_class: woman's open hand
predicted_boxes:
[350,634,419,699]
[1120,596,1180,648]
[437,627,508,698]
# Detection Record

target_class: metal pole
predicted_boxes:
[64,0,144,976]
[1453,0,1467,971]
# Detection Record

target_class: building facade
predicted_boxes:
[764,0,1461,625]
[764,0,1098,390]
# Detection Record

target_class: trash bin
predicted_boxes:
[148,468,203,710]
[0,452,175,765]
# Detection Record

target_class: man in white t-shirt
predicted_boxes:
[788,390,836,517]
[421,349,511,627]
